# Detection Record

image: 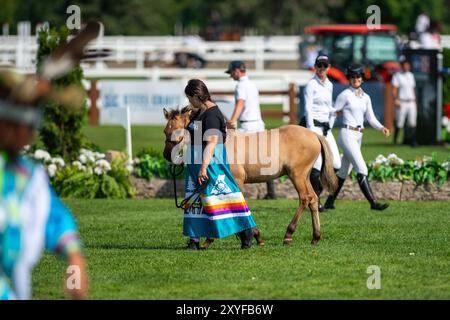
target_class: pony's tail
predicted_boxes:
[316,134,338,193]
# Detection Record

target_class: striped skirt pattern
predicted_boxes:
[183,144,256,239]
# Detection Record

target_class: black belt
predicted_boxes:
[313,119,331,136]
[240,119,261,123]
[313,120,329,128]
[343,124,364,132]
[298,117,330,136]
[399,99,416,102]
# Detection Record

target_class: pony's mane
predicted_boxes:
[167,109,181,120]
[167,105,200,120]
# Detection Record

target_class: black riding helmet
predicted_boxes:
[346,64,365,79]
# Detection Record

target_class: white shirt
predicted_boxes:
[235,76,262,122]
[419,32,441,49]
[415,14,430,34]
[391,71,416,100]
[333,87,384,130]
[304,75,333,128]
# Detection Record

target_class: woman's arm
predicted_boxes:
[333,91,347,113]
[329,92,346,128]
[391,74,400,107]
[304,82,315,128]
[198,134,219,185]
[227,99,245,128]
[329,107,343,128]
[365,97,390,137]
[392,85,400,107]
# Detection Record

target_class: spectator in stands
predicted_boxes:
[392,56,418,147]
[415,12,430,36]
[419,21,442,49]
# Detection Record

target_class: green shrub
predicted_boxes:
[36,26,89,160]
[52,158,135,199]
[27,148,135,199]
[363,153,449,186]
[281,154,449,187]
[134,154,183,180]
[443,48,450,104]
[135,147,163,159]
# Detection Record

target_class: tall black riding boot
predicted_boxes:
[263,180,277,199]
[310,168,326,212]
[403,126,411,145]
[393,125,400,144]
[410,127,418,147]
[324,176,345,210]
[235,228,253,249]
[356,173,389,211]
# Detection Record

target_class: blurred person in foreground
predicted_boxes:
[0,69,88,300]
[0,20,103,299]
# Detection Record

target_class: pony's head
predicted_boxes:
[163,106,197,163]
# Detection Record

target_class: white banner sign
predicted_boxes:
[99,80,186,125]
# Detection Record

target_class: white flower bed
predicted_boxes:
[27,148,113,178]
[369,153,404,168]
[442,116,450,134]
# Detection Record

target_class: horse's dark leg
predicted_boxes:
[202,238,215,249]
[307,180,321,245]
[253,228,265,246]
[283,201,308,245]
[283,173,310,245]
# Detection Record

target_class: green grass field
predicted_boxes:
[34,109,449,300]
[33,199,450,299]
[83,123,449,161]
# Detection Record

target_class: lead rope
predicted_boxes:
[169,164,208,210]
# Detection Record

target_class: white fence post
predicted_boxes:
[125,106,133,164]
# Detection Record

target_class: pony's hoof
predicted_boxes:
[257,241,265,247]
[283,238,292,246]
[201,238,215,250]
[311,239,319,246]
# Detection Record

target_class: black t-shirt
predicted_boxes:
[187,106,227,146]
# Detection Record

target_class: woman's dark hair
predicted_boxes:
[184,79,212,102]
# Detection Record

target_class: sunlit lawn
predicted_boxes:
[33,199,450,299]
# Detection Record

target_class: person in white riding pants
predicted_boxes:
[324,64,390,211]
[302,53,341,212]
[225,60,276,199]
[392,56,418,147]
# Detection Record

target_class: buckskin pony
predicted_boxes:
[163,107,337,248]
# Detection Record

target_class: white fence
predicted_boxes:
[2,34,450,73]
[0,35,302,72]
[83,67,313,86]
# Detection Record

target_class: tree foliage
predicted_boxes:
[1,0,449,35]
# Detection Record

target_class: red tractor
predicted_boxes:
[300,24,401,84]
